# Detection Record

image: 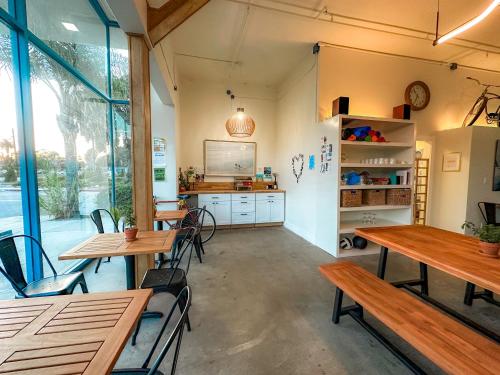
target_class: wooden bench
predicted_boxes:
[319,261,500,375]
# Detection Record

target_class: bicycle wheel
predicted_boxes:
[462,96,487,127]
[199,208,216,244]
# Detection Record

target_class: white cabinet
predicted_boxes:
[231,193,255,224]
[214,201,231,225]
[270,199,285,222]
[255,194,285,223]
[199,194,231,225]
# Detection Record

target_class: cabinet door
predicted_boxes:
[269,200,285,222]
[203,202,217,227]
[256,200,270,223]
[215,201,232,225]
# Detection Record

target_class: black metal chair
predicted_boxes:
[132,227,196,345]
[174,207,206,264]
[90,209,119,273]
[113,286,192,375]
[463,202,499,306]
[0,234,88,298]
[478,202,500,226]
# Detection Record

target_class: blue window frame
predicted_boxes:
[0,0,130,283]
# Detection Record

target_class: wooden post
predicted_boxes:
[129,34,154,287]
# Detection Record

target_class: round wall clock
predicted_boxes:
[405,81,430,111]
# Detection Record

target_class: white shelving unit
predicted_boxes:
[314,114,416,258]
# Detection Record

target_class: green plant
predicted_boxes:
[124,209,136,228]
[110,207,122,225]
[462,222,500,243]
[178,167,189,190]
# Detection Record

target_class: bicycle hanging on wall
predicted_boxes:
[462,77,500,127]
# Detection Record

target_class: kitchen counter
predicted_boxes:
[182,189,285,194]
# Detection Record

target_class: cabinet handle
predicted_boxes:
[240,202,247,204]
[241,213,247,216]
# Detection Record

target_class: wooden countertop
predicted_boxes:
[183,189,285,194]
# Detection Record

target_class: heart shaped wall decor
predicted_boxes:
[291,154,304,183]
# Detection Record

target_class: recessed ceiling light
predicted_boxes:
[62,22,79,32]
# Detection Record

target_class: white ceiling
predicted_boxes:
[157,0,500,87]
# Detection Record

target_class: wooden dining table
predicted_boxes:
[59,230,177,290]
[154,209,188,230]
[0,289,151,375]
[355,224,500,342]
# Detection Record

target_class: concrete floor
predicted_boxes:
[84,227,499,374]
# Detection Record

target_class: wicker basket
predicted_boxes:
[386,189,411,205]
[341,190,362,207]
[362,189,386,206]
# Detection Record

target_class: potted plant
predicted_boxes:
[462,221,500,257]
[178,168,189,192]
[124,209,138,242]
[110,207,122,228]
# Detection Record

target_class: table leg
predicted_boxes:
[377,246,388,279]
[124,255,135,290]
[419,263,429,296]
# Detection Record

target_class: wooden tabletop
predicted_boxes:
[154,209,188,222]
[0,289,151,375]
[355,225,500,294]
[59,230,177,260]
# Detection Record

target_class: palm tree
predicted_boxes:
[0,31,129,218]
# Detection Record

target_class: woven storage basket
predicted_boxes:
[386,189,411,205]
[341,190,362,207]
[362,189,386,206]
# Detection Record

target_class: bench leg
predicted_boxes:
[332,287,344,324]
[419,263,428,296]
[377,246,388,279]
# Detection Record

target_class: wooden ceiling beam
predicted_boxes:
[148,0,210,46]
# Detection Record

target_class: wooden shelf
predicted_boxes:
[340,184,411,190]
[339,219,403,234]
[340,141,413,148]
[341,163,412,168]
[340,205,412,212]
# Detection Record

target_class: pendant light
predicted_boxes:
[225,90,255,137]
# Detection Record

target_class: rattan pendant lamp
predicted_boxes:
[225,90,255,137]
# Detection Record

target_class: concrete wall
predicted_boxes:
[317,46,500,137]
[178,79,277,181]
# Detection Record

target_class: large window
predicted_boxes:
[0,1,130,294]
[0,23,25,296]
[30,45,112,271]
[26,0,108,94]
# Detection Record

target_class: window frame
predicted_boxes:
[0,0,130,280]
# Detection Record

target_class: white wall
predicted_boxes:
[466,127,500,227]
[151,84,177,202]
[429,126,500,232]
[429,128,472,232]
[178,79,277,180]
[318,46,500,137]
[275,54,320,243]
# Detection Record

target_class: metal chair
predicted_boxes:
[113,286,192,375]
[173,207,206,264]
[132,227,196,345]
[463,202,499,306]
[0,234,88,298]
[478,202,500,226]
[90,209,119,273]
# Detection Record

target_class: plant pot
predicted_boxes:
[478,241,500,258]
[179,186,186,192]
[124,227,138,242]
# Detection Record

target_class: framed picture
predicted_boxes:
[493,140,500,191]
[204,140,256,177]
[442,152,461,172]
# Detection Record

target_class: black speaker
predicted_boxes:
[332,96,349,116]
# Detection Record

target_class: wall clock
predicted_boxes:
[405,81,430,111]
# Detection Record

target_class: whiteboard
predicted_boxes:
[204,140,256,177]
